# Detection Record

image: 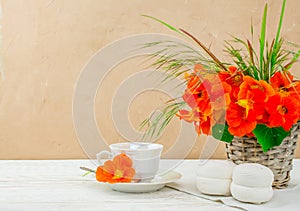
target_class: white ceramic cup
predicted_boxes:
[96,142,163,180]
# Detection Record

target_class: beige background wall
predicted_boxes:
[1,0,300,159]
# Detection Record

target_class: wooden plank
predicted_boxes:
[0,160,237,210]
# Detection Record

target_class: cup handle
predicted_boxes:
[96,150,113,165]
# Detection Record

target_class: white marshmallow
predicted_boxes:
[196,176,232,196]
[232,163,274,188]
[197,160,236,179]
[230,182,273,204]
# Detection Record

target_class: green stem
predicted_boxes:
[80,166,96,173]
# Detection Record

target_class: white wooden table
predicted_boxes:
[0,159,239,211]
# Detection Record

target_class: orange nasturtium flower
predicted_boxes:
[226,102,257,137]
[183,86,211,113]
[270,71,293,90]
[179,67,215,135]
[96,154,135,183]
[218,67,244,100]
[288,82,300,100]
[237,76,274,119]
[270,71,300,100]
[265,94,299,131]
[202,74,232,109]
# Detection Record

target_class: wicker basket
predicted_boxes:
[226,122,300,189]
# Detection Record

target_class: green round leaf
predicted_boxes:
[212,124,234,143]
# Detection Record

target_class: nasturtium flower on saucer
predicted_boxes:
[96,154,135,183]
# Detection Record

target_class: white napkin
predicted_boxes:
[167,160,300,210]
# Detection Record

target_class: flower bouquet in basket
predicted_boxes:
[141,0,300,188]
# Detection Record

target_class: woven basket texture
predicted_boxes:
[226,122,300,189]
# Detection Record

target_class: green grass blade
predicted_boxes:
[140,101,186,141]
[251,18,254,43]
[180,28,227,71]
[285,50,300,69]
[260,3,268,78]
[274,0,286,50]
[142,15,184,36]
[271,0,286,72]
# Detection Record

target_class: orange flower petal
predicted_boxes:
[113,153,133,170]
[228,66,237,73]
[228,119,257,137]
[103,160,115,175]
[194,63,204,74]
[270,71,293,89]
[96,166,113,183]
[177,109,200,123]
[123,167,136,179]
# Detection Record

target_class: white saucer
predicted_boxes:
[105,170,181,193]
